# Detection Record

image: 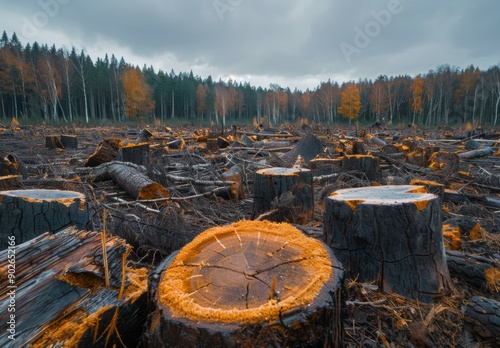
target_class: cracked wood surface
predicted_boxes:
[324,185,452,303]
[148,220,343,347]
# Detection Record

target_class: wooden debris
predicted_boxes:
[146,220,344,347]
[464,296,500,346]
[279,132,323,167]
[105,162,169,200]
[84,137,121,167]
[458,147,494,159]
[220,164,245,200]
[324,185,452,302]
[0,189,90,250]
[0,228,148,347]
[120,142,149,165]
[45,135,64,149]
[0,174,21,190]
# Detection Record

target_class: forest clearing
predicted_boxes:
[0,119,499,347]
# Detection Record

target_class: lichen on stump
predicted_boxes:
[148,220,344,347]
[324,185,452,303]
[0,189,90,250]
[252,167,314,224]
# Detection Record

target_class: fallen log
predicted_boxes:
[443,189,500,209]
[324,185,452,303]
[463,296,500,346]
[0,189,90,250]
[145,220,344,347]
[106,162,169,200]
[0,228,148,347]
[446,250,500,292]
[458,147,494,159]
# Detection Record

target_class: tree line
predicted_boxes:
[1,31,500,127]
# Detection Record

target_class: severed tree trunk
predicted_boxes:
[0,228,148,347]
[145,220,344,347]
[60,134,78,149]
[120,142,149,165]
[410,179,445,201]
[463,296,500,346]
[84,137,121,167]
[45,135,64,149]
[220,163,245,200]
[252,167,314,224]
[341,155,380,181]
[0,189,90,250]
[324,185,452,303]
[106,162,169,200]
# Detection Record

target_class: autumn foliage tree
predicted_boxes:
[337,82,361,123]
[120,66,155,120]
[409,75,424,125]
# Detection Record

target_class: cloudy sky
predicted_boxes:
[1,0,499,91]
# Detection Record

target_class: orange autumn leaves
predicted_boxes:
[338,82,361,122]
[120,66,155,120]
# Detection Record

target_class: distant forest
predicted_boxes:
[1,31,500,127]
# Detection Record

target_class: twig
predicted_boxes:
[101,208,110,289]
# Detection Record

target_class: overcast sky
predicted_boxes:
[1,0,499,91]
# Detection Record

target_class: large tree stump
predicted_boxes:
[324,185,452,302]
[120,142,150,165]
[0,189,90,250]
[341,155,380,181]
[0,228,148,347]
[60,134,78,149]
[252,167,314,224]
[146,220,344,347]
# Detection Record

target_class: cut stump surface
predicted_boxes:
[0,189,90,250]
[149,220,343,347]
[324,185,452,303]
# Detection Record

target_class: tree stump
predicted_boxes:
[252,167,314,224]
[84,137,121,167]
[221,164,246,200]
[324,185,452,303]
[309,158,342,176]
[341,155,380,181]
[45,135,64,149]
[279,132,324,167]
[0,189,90,250]
[146,220,344,347]
[120,142,149,165]
[60,134,78,149]
[206,138,218,151]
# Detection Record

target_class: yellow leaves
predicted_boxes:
[410,75,424,114]
[120,66,155,120]
[337,82,361,121]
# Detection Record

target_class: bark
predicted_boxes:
[279,132,324,167]
[446,250,499,292]
[119,143,149,165]
[324,185,452,303]
[106,162,169,200]
[0,228,148,347]
[145,220,344,347]
[220,164,245,200]
[0,189,90,250]
[252,167,314,224]
[60,134,78,149]
[341,155,381,181]
[457,147,494,159]
[84,137,121,167]
[463,296,500,346]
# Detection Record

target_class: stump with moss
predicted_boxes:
[0,189,90,250]
[252,167,314,224]
[146,220,344,347]
[324,185,452,303]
